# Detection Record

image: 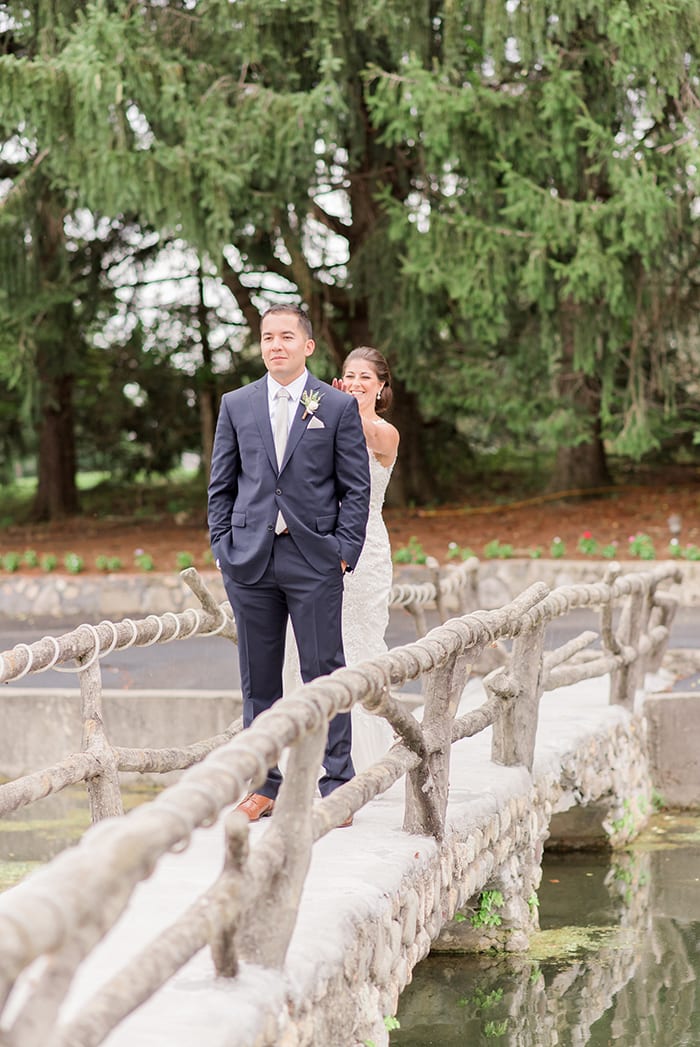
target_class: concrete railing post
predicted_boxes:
[427,557,447,623]
[79,643,123,821]
[490,620,546,772]
[403,647,470,840]
[645,589,679,674]
[610,587,646,709]
[210,811,250,977]
[235,714,328,969]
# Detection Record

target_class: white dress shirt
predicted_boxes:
[267,370,308,438]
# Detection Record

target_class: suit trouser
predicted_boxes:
[222,533,354,799]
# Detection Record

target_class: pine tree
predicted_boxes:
[3,0,700,502]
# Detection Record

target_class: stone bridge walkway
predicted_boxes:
[11,674,653,1047]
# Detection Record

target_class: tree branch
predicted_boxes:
[310,201,350,241]
[220,258,263,336]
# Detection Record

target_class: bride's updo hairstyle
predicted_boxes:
[343,346,393,415]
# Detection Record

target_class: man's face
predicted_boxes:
[260,311,315,385]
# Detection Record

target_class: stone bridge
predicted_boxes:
[0,562,687,1047]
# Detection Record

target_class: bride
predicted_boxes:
[283,346,400,772]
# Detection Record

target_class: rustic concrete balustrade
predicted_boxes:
[0,560,682,1047]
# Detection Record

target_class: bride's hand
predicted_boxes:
[332,377,348,393]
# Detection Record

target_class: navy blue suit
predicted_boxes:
[208,373,370,798]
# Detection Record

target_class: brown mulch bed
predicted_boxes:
[1,472,699,575]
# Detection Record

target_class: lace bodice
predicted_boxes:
[367,450,393,513]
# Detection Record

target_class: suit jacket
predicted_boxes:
[208,374,371,585]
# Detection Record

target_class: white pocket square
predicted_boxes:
[307,416,325,429]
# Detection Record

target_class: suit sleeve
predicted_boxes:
[207,397,240,549]
[333,395,371,571]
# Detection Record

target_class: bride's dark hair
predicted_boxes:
[343,346,393,414]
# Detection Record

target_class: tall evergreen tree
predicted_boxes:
[359,1,700,485]
[3,0,700,502]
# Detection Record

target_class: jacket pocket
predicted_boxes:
[315,514,338,534]
[231,511,246,528]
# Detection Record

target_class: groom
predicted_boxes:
[208,305,370,821]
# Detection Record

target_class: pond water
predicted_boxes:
[3,796,699,1045]
[392,811,700,1047]
[0,782,162,891]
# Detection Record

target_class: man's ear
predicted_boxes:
[304,339,315,358]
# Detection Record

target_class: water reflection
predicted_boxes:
[393,813,700,1047]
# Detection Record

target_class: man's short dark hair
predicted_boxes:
[261,304,313,340]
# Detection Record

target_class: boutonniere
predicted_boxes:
[301,388,324,420]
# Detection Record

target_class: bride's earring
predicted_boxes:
[376,389,382,400]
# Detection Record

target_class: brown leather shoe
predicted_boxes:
[237,793,275,821]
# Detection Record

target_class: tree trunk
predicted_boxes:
[33,367,79,520]
[31,190,80,521]
[550,302,612,492]
[383,378,437,507]
[197,269,217,477]
[550,422,611,492]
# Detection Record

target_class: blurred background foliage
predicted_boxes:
[1,0,700,520]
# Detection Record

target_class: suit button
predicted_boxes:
[275,488,282,495]
[267,524,274,531]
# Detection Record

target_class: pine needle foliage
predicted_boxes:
[2,0,700,502]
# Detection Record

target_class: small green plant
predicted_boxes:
[134,550,155,572]
[601,542,618,559]
[628,532,656,560]
[470,987,504,1009]
[64,552,84,575]
[470,889,505,928]
[576,530,598,555]
[484,1019,509,1037]
[176,551,194,569]
[96,555,123,573]
[550,536,566,558]
[527,892,539,913]
[2,551,22,572]
[651,787,665,812]
[23,549,39,568]
[528,546,543,559]
[682,543,700,561]
[40,554,58,573]
[393,536,427,565]
[446,541,475,561]
[610,798,636,836]
[483,540,513,560]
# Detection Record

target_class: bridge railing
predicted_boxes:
[0,562,680,1047]
[0,558,479,822]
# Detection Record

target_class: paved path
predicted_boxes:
[3,609,699,693]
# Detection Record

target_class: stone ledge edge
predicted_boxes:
[0,559,696,624]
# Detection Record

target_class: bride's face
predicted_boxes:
[342,360,383,413]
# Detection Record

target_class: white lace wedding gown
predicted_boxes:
[283,450,396,772]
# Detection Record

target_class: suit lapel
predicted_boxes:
[280,377,321,472]
[249,377,277,473]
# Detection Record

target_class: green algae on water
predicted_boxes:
[0,860,43,892]
[528,924,639,963]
